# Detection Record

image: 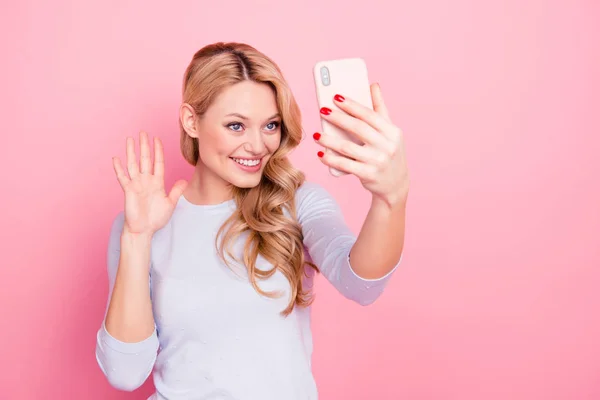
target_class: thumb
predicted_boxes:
[168,179,188,205]
[371,83,391,122]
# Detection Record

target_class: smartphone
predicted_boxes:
[313,57,373,177]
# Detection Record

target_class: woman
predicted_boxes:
[95,42,409,400]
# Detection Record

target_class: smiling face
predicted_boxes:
[181,80,283,192]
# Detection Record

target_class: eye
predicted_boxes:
[227,123,244,132]
[265,121,280,131]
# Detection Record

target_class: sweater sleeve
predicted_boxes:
[296,182,401,306]
[95,211,159,391]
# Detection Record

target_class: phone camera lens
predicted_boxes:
[320,66,330,86]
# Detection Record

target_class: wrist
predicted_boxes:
[121,228,154,245]
[371,191,408,211]
[119,229,153,276]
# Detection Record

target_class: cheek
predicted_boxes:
[266,133,282,152]
[199,130,235,157]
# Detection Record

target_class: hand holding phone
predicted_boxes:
[313,58,373,177]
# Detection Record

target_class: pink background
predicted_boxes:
[2,0,599,399]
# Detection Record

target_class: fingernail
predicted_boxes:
[334,94,345,102]
[313,132,321,140]
[317,151,324,158]
[320,107,332,115]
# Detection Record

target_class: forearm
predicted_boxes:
[105,229,156,342]
[349,194,407,279]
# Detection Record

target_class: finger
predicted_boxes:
[168,179,188,205]
[154,136,165,178]
[139,131,152,174]
[313,132,374,163]
[333,92,391,133]
[126,137,139,179]
[370,83,391,123]
[318,149,374,181]
[112,157,130,189]
[320,107,387,148]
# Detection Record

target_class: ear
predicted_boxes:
[180,103,200,139]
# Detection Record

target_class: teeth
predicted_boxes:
[232,158,260,167]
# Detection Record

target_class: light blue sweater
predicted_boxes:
[96,181,399,399]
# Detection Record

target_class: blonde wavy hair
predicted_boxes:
[179,42,317,316]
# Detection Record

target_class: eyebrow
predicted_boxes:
[225,113,281,121]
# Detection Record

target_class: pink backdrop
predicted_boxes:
[2,1,599,399]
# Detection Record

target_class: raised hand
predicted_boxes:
[112,131,188,237]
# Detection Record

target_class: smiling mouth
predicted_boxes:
[230,157,263,167]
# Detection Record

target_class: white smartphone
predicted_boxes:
[313,57,373,177]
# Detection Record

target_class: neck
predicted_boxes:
[184,161,234,205]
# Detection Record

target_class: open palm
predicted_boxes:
[112,131,188,236]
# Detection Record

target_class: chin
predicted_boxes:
[231,178,262,189]
[225,170,265,189]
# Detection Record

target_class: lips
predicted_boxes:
[230,157,262,167]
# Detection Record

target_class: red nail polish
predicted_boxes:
[313,132,321,140]
[320,107,332,115]
[334,94,345,102]
[317,151,324,158]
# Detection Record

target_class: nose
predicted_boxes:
[243,128,267,155]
